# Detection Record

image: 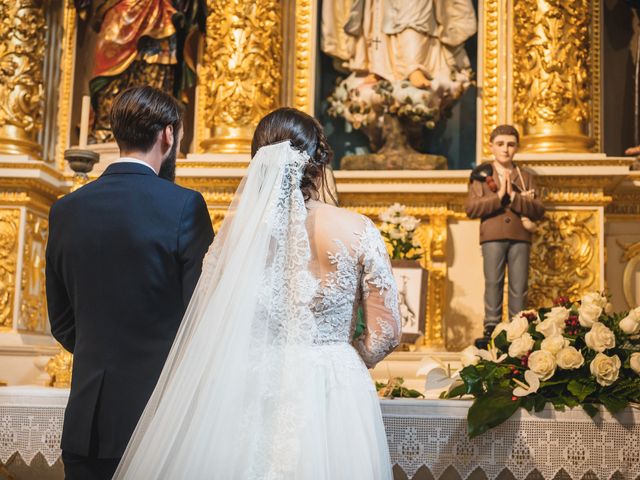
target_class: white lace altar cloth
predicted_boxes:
[381,399,640,480]
[0,386,68,466]
[3,387,640,478]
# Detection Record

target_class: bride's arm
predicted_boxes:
[353,219,401,368]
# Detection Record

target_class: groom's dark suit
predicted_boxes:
[46,161,213,477]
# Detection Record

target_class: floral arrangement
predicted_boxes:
[445,292,640,438]
[327,71,473,130]
[376,377,424,399]
[378,203,422,260]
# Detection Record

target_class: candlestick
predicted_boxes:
[79,95,90,148]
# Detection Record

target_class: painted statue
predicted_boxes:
[75,0,206,142]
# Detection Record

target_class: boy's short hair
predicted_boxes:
[489,124,520,144]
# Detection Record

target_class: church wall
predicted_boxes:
[444,218,484,350]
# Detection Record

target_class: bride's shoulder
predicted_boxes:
[312,203,372,231]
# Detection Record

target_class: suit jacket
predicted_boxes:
[465,165,545,244]
[45,162,214,458]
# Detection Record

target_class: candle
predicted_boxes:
[79,95,90,148]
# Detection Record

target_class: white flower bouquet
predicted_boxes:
[378,203,423,260]
[447,293,640,437]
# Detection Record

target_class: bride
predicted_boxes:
[114,108,401,479]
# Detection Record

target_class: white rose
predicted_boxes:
[400,216,419,232]
[605,303,614,315]
[581,292,608,309]
[491,322,509,339]
[619,311,640,336]
[536,317,563,338]
[507,316,530,342]
[528,350,557,381]
[556,347,585,370]
[541,335,570,355]
[578,302,602,328]
[589,353,621,386]
[545,307,570,326]
[584,322,616,352]
[460,345,481,367]
[379,211,392,223]
[389,229,404,240]
[630,353,640,374]
[508,333,534,358]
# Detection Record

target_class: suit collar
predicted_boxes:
[102,162,157,177]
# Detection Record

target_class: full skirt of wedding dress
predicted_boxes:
[118,344,392,480]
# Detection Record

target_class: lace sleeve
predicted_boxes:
[353,218,401,368]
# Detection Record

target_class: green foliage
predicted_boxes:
[444,293,640,437]
[376,377,424,399]
[467,391,521,438]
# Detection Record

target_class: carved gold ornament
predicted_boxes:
[0,0,46,157]
[200,0,282,153]
[19,212,48,333]
[481,0,500,157]
[46,347,73,388]
[0,209,20,330]
[513,0,595,152]
[528,211,599,308]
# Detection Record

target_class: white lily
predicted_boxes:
[477,342,507,363]
[512,370,541,397]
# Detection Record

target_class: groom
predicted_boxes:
[46,86,214,479]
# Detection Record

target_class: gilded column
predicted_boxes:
[0,0,46,158]
[512,0,597,153]
[199,0,282,154]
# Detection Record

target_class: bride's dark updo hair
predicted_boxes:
[251,107,334,202]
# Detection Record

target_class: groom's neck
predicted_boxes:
[119,148,162,174]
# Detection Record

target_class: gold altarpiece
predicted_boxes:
[0,0,639,386]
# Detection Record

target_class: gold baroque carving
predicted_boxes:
[293,0,313,112]
[0,209,21,330]
[46,346,73,388]
[200,0,282,153]
[425,267,446,349]
[19,211,48,333]
[528,210,599,308]
[56,1,76,169]
[540,189,611,205]
[482,0,499,157]
[513,0,594,152]
[0,0,46,158]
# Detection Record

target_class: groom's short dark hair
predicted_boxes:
[110,86,184,152]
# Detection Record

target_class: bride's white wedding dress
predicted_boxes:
[114,141,401,479]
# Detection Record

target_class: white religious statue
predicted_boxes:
[324,0,476,88]
[322,0,478,169]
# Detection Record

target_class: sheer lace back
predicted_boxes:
[306,202,401,368]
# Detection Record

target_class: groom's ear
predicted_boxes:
[162,124,175,150]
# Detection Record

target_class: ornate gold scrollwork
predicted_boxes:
[528,210,599,307]
[200,0,282,153]
[513,0,595,152]
[46,347,73,388]
[0,0,46,158]
[19,212,48,333]
[482,0,500,157]
[0,209,21,330]
[293,0,313,113]
[618,240,640,308]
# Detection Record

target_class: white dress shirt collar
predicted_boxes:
[113,157,157,175]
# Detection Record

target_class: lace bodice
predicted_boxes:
[309,210,401,368]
